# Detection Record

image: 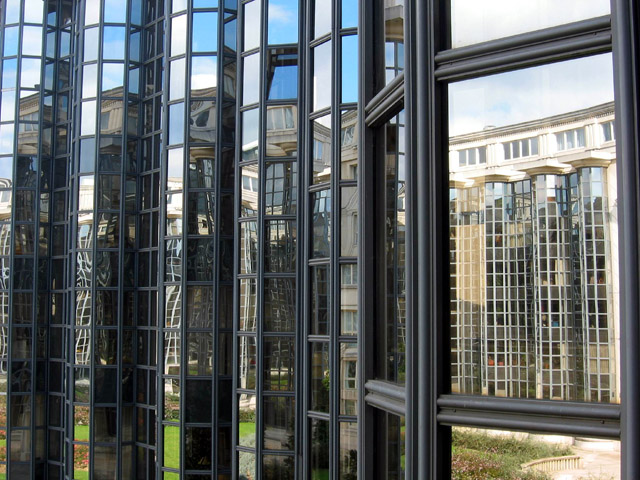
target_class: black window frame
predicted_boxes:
[360,0,640,478]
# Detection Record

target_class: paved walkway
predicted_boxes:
[551,446,620,480]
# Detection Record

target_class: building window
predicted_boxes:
[555,127,586,151]
[503,136,539,160]
[458,146,487,166]
[602,120,615,142]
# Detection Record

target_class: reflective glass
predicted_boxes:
[311,190,331,258]
[189,100,216,143]
[22,26,43,57]
[171,15,187,57]
[310,265,329,335]
[238,338,257,390]
[240,221,258,274]
[340,264,358,335]
[265,162,296,214]
[239,278,258,332]
[84,28,99,62]
[192,12,218,52]
[4,0,20,24]
[263,337,294,391]
[104,0,127,23]
[2,59,18,90]
[0,125,14,155]
[339,422,358,477]
[85,2,100,24]
[266,105,297,157]
[0,91,16,122]
[263,397,294,450]
[312,114,331,183]
[187,332,213,375]
[3,27,19,57]
[268,0,298,44]
[264,278,296,332]
[102,63,124,96]
[265,220,296,272]
[103,27,126,60]
[340,109,358,179]
[167,147,184,191]
[186,287,214,328]
[169,102,185,145]
[383,0,404,85]
[20,58,42,90]
[242,108,259,161]
[243,53,260,106]
[314,0,331,38]
[244,0,261,51]
[451,0,610,48]
[448,54,618,402]
[238,450,256,478]
[81,101,97,136]
[170,58,186,101]
[82,64,98,99]
[312,41,332,111]
[163,425,180,468]
[340,343,357,414]
[187,192,215,235]
[189,147,215,188]
[340,186,357,256]
[172,0,187,12]
[310,342,329,412]
[263,455,295,479]
[342,35,358,103]
[267,49,297,100]
[310,418,329,477]
[342,0,358,28]
[191,56,217,97]
[185,427,212,470]
[241,164,259,217]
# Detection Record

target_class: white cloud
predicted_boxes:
[449,54,614,136]
[269,2,296,24]
[451,0,609,47]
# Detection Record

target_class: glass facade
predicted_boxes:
[1,0,640,478]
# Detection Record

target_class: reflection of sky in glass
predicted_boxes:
[193,12,218,52]
[129,67,140,95]
[170,58,186,101]
[20,58,42,90]
[242,109,259,159]
[0,92,16,122]
[2,59,18,89]
[313,41,332,111]
[194,0,218,7]
[103,27,126,60]
[5,0,21,23]
[314,0,331,38]
[0,125,15,155]
[171,15,187,57]
[83,63,98,98]
[84,28,99,62]
[81,100,97,136]
[448,54,614,136]
[169,103,185,145]
[268,63,297,100]
[22,26,43,56]
[191,56,218,93]
[85,1,100,25]
[342,35,358,103]
[225,19,237,51]
[167,148,184,187]
[3,27,19,57]
[80,138,96,173]
[243,54,261,106]
[102,63,124,94]
[0,158,13,183]
[130,31,141,62]
[172,0,187,12]
[24,0,45,23]
[104,0,127,23]
[244,0,262,51]
[451,0,609,48]
[268,0,298,45]
[342,0,358,28]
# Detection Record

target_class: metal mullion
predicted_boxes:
[331,0,342,475]
[253,0,267,475]
[301,0,313,476]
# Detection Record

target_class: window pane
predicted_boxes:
[451,0,610,48]
[268,0,298,45]
[383,0,404,85]
[312,41,332,111]
[266,48,298,100]
[448,54,618,402]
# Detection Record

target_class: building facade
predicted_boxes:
[0,0,639,479]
